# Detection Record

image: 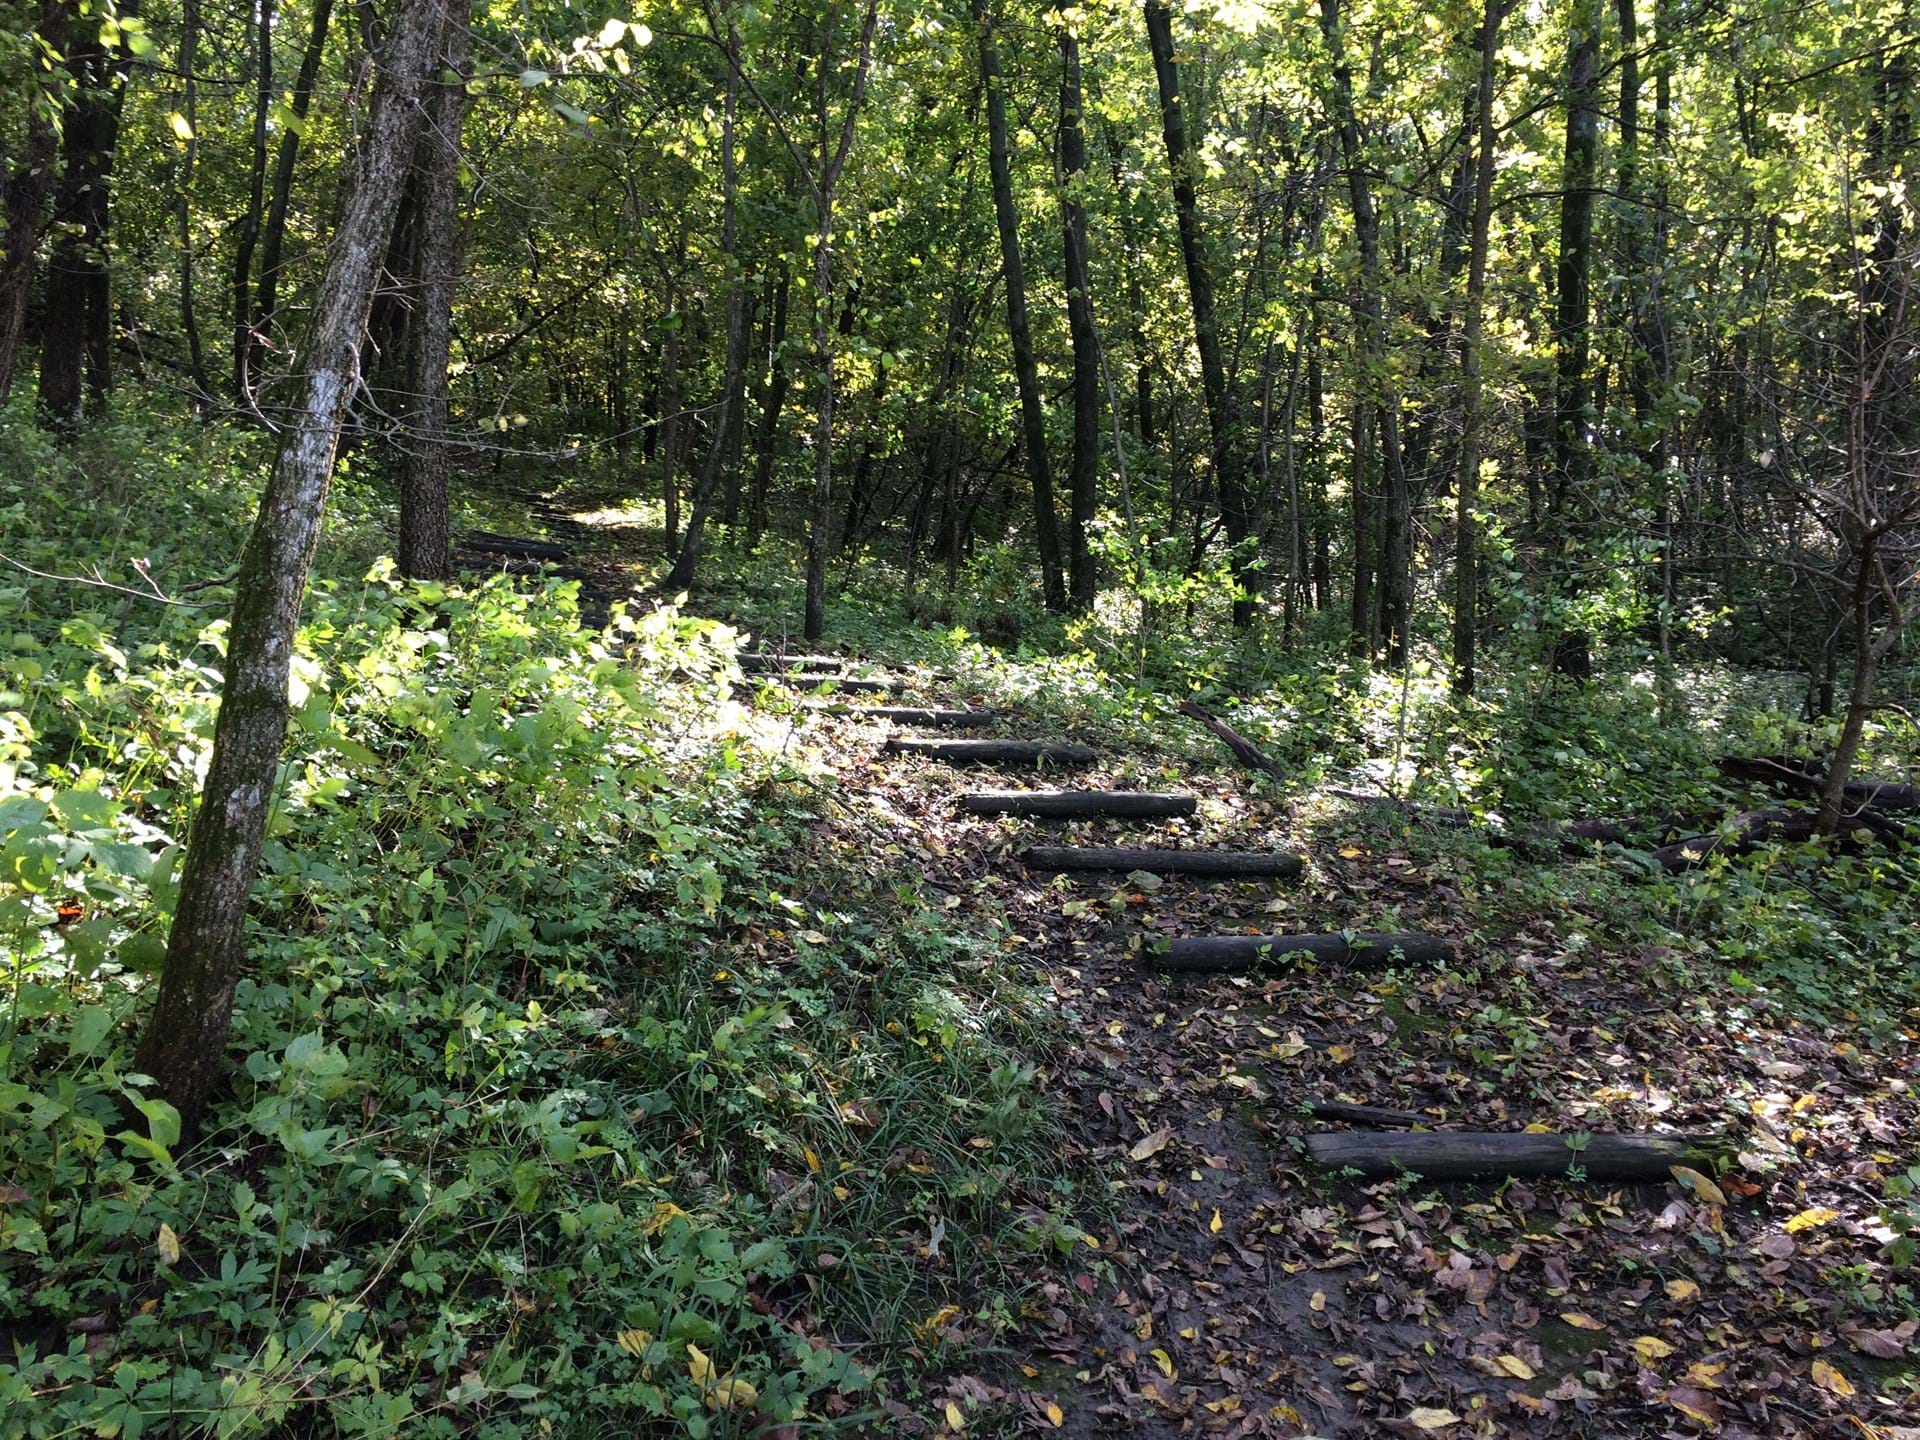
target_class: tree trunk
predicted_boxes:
[38,3,134,425]
[1451,0,1501,695]
[749,271,791,546]
[975,0,1068,612]
[134,0,442,1129]
[396,0,472,581]
[1144,0,1254,627]
[1320,0,1410,660]
[232,0,277,402]
[1058,9,1100,613]
[253,0,338,372]
[0,0,66,402]
[171,0,212,402]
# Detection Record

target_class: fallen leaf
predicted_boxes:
[1670,1166,1726,1206]
[1209,1208,1223,1234]
[1842,1324,1907,1360]
[1664,1279,1700,1302]
[1408,1408,1463,1431]
[615,1328,653,1357]
[1785,1206,1840,1234]
[1310,1290,1326,1312]
[1684,1361,1725,1389]
[946,1398,966,1431]
[1327,1043,1355,1063]
[156,1222,180,1267]
[1560,1312,1607,1331]
[1129,1127,1172,1162]
[1493,1354,1536,1380]
[1150,1347,1175,1379]
[1043,1401,1064,1427]
[1810,1359,1855,1397]
[1632,1335,1676,1365]
[1667,1385,1722,1426]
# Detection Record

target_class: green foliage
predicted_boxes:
[0,409,1076,1438]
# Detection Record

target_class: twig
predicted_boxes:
[1,551,225,607]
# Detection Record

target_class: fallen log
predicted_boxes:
[812,705,994,728]
[765,672,898,694]
[739,651,852,673]
[1327,789,1688,854]
[460,530,572,562]
[1298,1100,1426,1128]
[1653,807,1908,871]
[1155,931,1452,974]
[1717,755,1920,813]
[1025,846,1304,879]
[961,790,1197,819]
[887,738,1094,767]
[1306,1130,1726,1181]
[1178,701,1285,780]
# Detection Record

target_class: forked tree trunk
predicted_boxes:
[976,0,1068,612]
[134,0,443,1128]
[397,0,472,580]
[1144,0,1254,627]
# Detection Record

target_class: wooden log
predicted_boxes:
[1653,807,1908,871]
[739,651,851,673]
[1717,755,1920,813]
[960,790,1197,819]
[1305,1130,1725,1181]
[1025,846,1304,879]
[812,705,994,728]
[762,672,898,694]
[1178,701,1285,780]
[887,738,1094,767]
[460,530,572,561]
[1299,1100,1426,1128]
[1328,789,1690,855]
[1155,930,1451,974]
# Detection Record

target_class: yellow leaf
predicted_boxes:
[1560,1312,1606,1331]
[1044,1401,1065,1426]
[615,1328,653,1357]
[946,1399,966,1431]
[706,1376,757,1411]
[1310,1290,1326,1312]
[1523,1122,1553,1134]
[804,1146,822,1174]
[1150,1347,1175,1379]
[686,1343,715,1387]
[1664,1279,1700,1302]
[1785,1206,1840,1233]
[157,1222,180,1267]
[1632,1335,1676,1365]
[1339,846,1364,858]
[1684,1361,1725,1389]
[643,1201,689,1236]
[1209,1208,1223,1234]
[1670,1166,1727,1206]
[1135,1313,1152,1340]
[1408,1408,1463,1431]
[1811,1359,1855,1397]
[1129,1127,1172,1161]
[913,1305,963,1342]
[1327,1044,1355,1063]
[1493,1354,1536,1380]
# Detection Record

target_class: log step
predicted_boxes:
[1025,846,1303,879]
[1155,930,1451,974]
[759,671,899,694]
[961,790,1197,819]
[460,530,572,562]
[887,738,1093,767]
[1306,1130,1725,1182]
[813,705,994,728]
[739,651,853,673]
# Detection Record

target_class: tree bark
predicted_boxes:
[975,0,1068,612]
[38,2,134,425]
[232,0,277,402]
[960,789,1196,818]
[253,0,338,373]
[1306,1131,1724,1181]
[1451,0,1502,694]
[0,0,67,402]
[1058,9,1100,613]
[666,6,748,593]
[1144,0,1254,627]
[1320,0,1411,660]
[1025,847,1304,878]
[885,738,1095,767]
[133,0,442,1128]
[1156,931,1451,974]
[396,0,472,581]
[748,271,791,546]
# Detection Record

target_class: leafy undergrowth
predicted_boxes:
[0,423,1083,1439]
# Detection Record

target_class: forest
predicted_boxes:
[1,0,1916,1434]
